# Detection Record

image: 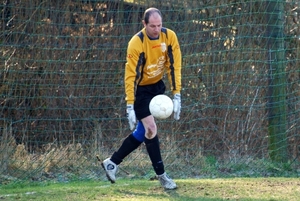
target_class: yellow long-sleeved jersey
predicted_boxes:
[125,27,182,104]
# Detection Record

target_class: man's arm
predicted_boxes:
[125,36,142,105]
[166,29,182,95]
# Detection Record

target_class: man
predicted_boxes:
[101,7,182,190]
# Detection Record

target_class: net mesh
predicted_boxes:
[1,0,299,183]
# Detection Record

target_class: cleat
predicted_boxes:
[101,158,118,183]
[157,172,177,190]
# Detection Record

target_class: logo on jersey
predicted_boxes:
[147,56,166,79]
[161,43,166,52]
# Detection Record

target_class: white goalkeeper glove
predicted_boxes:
[126,104,136,130]
[173,93,181,120]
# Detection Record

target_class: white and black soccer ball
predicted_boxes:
[149,94,173,119]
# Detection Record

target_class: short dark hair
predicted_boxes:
[143,7,162,24]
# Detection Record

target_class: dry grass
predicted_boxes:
[0,129,91,183]
[1,126,299,185]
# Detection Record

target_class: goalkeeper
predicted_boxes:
[101,7,182,190]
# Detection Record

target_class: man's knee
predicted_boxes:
[145,123,157,139]
[132,121,145,142]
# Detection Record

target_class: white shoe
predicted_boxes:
[101,158,118,183]
[157,172,177,190]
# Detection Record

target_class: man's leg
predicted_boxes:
[141,115,177,190]
[144,135,177,190]
[144,135,164,175]
[102,122,145,183]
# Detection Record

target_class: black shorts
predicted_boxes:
[134,80,166,120]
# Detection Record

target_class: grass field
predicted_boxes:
[0,177,299,201]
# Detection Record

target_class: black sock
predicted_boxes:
[144,135,165,175]
[110,134,142,165]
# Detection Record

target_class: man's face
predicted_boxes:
[143,13,162,38]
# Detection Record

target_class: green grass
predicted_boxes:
[0,177,299,201]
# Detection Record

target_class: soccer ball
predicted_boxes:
[149,95,173,119]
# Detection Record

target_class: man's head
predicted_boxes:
[142,8,162,38]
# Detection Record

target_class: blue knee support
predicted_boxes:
[132,121,145,142]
